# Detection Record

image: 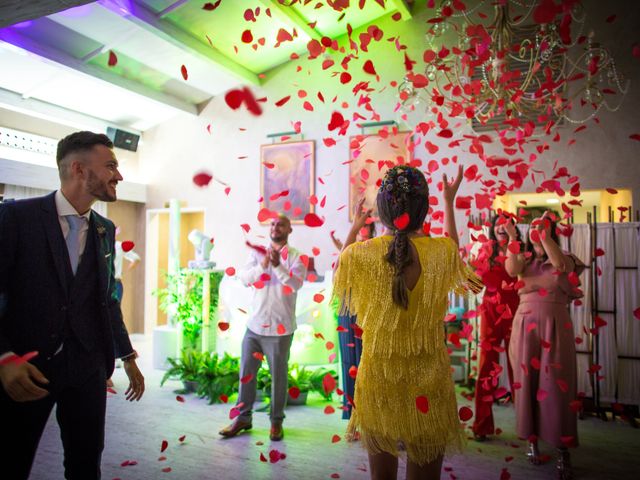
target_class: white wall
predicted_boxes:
[139,1,640,274]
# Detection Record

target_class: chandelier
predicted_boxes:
[398,0,630,131]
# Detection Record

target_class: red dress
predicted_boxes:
[472,262,520,436]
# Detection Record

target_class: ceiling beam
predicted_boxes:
[0,87,140,134]
[98,0,261,86]
[157,0,190,19]
[389,0,413,20]
[259,0,322,41]
[0,0,94,29]
[0,30,198,115]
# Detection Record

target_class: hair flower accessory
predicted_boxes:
[379,165,427,203]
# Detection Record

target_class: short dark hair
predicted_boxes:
[56,131,113,166]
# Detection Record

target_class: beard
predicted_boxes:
[270,232,287,243]
[87,170,117,202]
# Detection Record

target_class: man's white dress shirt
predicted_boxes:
[238,244,307,336]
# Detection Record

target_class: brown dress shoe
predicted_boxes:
[269,423,284,441]
[219,419,252,438]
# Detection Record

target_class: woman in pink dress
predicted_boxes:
[506,212,584,480]
[471,214,521,441]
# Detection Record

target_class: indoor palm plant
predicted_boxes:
[196,352,240,404]
[160,348,203,392]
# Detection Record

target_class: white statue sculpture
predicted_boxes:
[187,229,216,269]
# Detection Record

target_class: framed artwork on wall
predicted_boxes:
[260,140,315,224]
[348,131,413,221]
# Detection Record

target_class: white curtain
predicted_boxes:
[614,223,640,405]
[561,224,594,397]
[2,184,108,216]
[594,225,618,403]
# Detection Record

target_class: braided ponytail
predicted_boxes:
[377,166,429,310]
[385,199,413,309]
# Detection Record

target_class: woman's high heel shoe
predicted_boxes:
[557,448,573,480]
[527,442,541,465]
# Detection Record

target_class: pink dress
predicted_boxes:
[508,253,584,448]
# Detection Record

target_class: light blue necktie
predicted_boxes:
[65,215,85,275]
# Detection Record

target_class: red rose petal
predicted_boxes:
[202,1,221,11]
[536,388,549,402]
[393,212,410,230]
[322,373,336,396]
[304,213,324,227]
[121,240,134,252]
[240,374,254,384]
[241,29,253,43]
[218,322,230,331]
[324,405,335,414]
[193,171,213,187]
[275,95,291,107]
[180,64,188,80]
[331,434,341,443]
[107,50,117,67]
[277,324,286,335]
[313,293,325,303]
[160,440,168,453]
[225,267,236,276]
[416,395,430,414]
[458,406,473,421]
[363,59,377,75]
[288,386,300,399]
[176,395,185,403]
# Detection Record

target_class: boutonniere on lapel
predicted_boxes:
[96,225,107,238]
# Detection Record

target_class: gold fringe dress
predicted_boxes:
[332,236,482,465]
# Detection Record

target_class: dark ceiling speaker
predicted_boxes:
[106,127,139,152]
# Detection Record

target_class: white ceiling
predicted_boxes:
[0,41,184,131]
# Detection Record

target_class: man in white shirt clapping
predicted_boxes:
[219,215,306,442]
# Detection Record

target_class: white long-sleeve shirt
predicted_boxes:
[238,244,306,336]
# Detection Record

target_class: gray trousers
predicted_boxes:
[237,328,293,424]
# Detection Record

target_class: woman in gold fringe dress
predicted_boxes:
[333,165,482,479]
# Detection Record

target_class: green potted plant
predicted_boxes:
[155,269,224,351]
[160,348,203,392]
[287,364,314,405]
[196,352,240,404]
[255,364,317,406]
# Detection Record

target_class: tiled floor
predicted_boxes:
[29,335,640,479]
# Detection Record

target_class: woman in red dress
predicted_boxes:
[471,214,521,441]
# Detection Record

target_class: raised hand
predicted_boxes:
[442,165,464,205]
[504,219,518,240]
[269,248,281,267]
[352,197,372,232]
